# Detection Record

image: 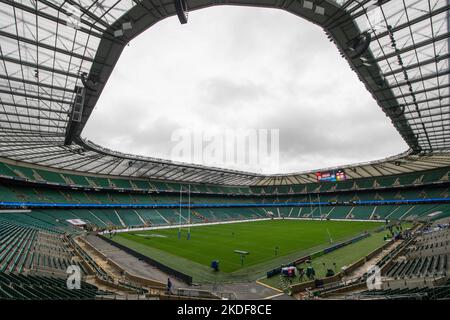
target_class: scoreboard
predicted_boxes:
[316,169,347,182]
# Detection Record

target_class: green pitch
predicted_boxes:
[111,219,383,283]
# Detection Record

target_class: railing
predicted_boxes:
[307,275,367,299]
[173,287,236,300]
[353,292,429,300]
[27,267,71,278]
[96,294,151,300]
[95,287,237,300]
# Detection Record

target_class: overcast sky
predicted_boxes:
[83,6,408,174]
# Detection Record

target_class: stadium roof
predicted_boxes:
[0,0,449,185]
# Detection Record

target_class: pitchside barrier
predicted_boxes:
[99,234,193,285]
[266,232,372,278]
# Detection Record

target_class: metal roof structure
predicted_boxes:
[0,0,449,185]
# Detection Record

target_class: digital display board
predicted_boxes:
[316,169,347,182]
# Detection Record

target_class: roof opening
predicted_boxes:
[83,6,407,174]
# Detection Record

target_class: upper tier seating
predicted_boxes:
[1,160,449,195]
[1,183,448,208]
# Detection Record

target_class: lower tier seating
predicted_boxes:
[0,218,85,275]
[1,203,449,233]
[386,254,448,279]
[357,285,450,300]
[0,272,111,300]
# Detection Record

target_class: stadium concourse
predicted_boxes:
[0,0,450,301]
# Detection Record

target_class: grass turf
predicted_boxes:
[260,221,413,290]
[260,230,388,289]
[110,219,383,283]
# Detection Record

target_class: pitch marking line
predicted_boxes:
[263,292,285,300]
[256,280,284,293]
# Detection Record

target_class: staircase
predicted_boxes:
[192,210,207,222]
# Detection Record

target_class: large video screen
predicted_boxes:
[315,169,347,182]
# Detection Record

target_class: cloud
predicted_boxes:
[199,77,267,107]
[82,6,408,175]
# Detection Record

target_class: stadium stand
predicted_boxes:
[354,285,450,300]
[0,217,83,274]
[1,160,449,197]
[1,165,450,230]
[358,225,450,298]
[0,273,111,300]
